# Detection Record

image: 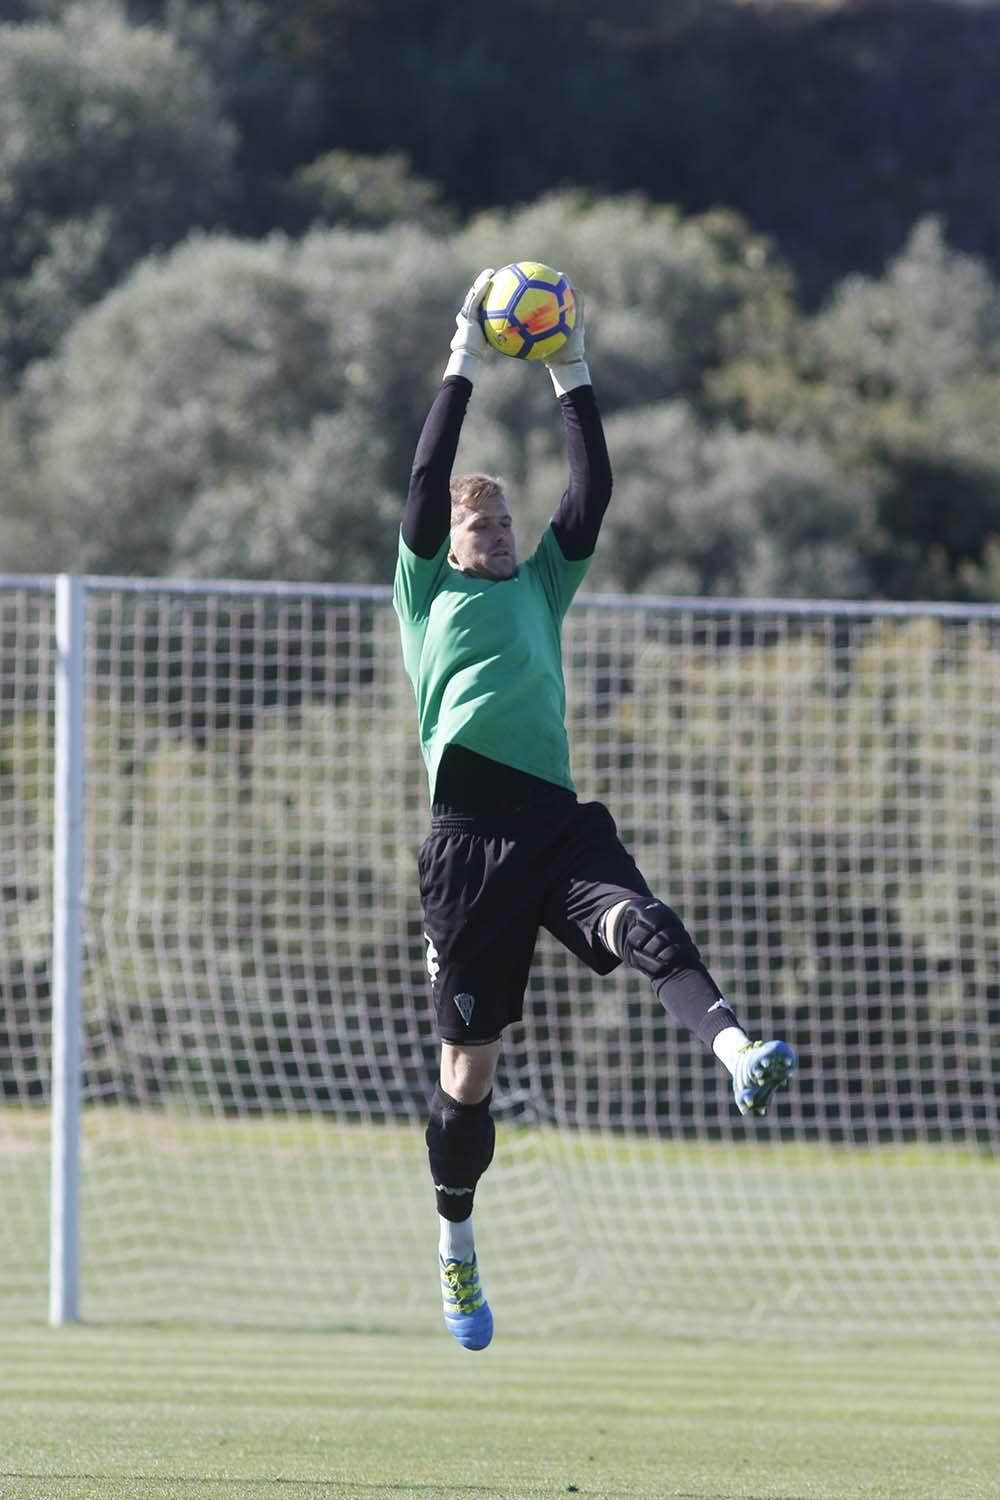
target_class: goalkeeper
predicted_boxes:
[393,269,797,1353]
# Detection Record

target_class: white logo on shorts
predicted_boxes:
[453,992,476,1026]
[424,934,440,985]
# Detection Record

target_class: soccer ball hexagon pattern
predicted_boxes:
[479,261,576,360]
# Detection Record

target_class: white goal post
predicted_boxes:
[50,574,85,1325]
[1,573,998,1339]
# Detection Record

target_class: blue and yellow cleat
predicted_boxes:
[439,1254,493,1351]
[732,1039,797,1117]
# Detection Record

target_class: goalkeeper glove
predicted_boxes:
[545,285,591,396]
[444,268,495,383]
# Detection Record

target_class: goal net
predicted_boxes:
[2,576,998,1338]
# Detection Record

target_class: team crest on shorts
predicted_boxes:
[453,992,476,1026]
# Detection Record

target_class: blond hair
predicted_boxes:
[449,472,505,524]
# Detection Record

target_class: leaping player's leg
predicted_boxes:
[427,1040,500,1350]
[600,897,796,1117]
[541,801,796,1119]
[417,808,549,1349]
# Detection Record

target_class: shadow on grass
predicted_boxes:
[0,1474,812,1500]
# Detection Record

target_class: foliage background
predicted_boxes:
[1,0,1000,601]
[1,6,998,1199]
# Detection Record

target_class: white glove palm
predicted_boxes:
[545,285,590,395]
[444,267,495,382]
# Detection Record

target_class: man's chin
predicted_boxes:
[467,558,515,580]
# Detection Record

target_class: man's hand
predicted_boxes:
[444,268,496,383]
[545,285,591,395]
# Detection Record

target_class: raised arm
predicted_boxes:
[547,291,614,562]
[401,378,472,558]
[401,269,495,559]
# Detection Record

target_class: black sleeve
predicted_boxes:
[401,376,472,558]
[549,385,613,562]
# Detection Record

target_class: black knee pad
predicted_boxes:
[425,1085,496,1219]
[616,898,702,982]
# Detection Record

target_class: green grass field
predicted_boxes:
[1,1324,998,1500]
[3,1114,999,1497]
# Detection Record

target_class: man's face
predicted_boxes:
[449,493,518,580]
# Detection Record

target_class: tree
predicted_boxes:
[3,194,855,589]
[290,151,453,233]
[551,401,872,600]
[0,0,236,380]
[712,219,1000,601]
[7,224,465,577]
[12,193,996,602]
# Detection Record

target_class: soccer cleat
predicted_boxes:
[439,1254,493,1351]
[732,1039,797,1117]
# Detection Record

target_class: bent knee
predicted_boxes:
[615,898,702,981]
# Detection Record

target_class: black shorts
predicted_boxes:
[417,795,652,1044]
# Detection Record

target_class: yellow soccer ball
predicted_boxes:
[478,261,576,360]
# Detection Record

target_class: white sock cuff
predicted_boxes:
[439,1215,476,1263]
[712,1025,751,1076]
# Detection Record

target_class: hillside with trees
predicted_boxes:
[2,0,1000,600]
